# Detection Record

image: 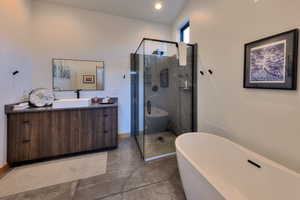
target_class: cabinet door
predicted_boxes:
[102,108,118,148]
[69,110,82,153]
[76,108,118,150]
[7,112,52,163]
[92,109,106,149]
[77,109,105,151]
[35,112,53,158]
[51,110,73,156]
[8,114,31,163]
[78,109,96,151]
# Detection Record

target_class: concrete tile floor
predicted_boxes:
[0,136,186,200]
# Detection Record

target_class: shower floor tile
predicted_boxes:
[144,132,177,159]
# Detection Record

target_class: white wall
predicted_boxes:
[0,0,33,167]
[31,1,172,134]
[173,0,300,172]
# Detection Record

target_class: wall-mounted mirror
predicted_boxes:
[52,59,104,91]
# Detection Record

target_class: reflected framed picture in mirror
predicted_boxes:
[82,75,95,84]
[52,59,105,91]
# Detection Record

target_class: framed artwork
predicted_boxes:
[244,29,299,90]
[82,75,95,84]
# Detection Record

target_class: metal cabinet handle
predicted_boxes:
[22,139,31,144]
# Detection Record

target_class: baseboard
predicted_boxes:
[0,164,10,177]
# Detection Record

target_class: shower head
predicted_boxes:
[152,49,165,56]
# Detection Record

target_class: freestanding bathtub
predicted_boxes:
[175,132,300,200]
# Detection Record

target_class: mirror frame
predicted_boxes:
[52,58,105,91]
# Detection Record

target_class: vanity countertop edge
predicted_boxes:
[5,98,118,115]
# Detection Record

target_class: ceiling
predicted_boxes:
[37,0,188,24]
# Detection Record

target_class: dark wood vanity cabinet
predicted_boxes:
[6,105,118,165]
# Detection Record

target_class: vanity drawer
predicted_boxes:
[7,112,52,163]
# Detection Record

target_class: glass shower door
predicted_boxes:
[131,40,145,157]
[143,40,182,160]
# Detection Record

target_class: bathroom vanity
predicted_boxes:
[5,99,118,165]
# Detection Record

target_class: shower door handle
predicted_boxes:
[147,100,151,115]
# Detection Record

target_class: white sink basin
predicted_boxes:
[52,98,91,109]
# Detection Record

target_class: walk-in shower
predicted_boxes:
[131,38,197,161]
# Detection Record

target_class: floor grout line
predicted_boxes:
[95,169,178,200]
[95,179,168,200]
[70,181,80,200]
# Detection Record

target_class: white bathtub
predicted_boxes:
[145,107,169,134]
[145,107,168,118]
[175,132,300,200]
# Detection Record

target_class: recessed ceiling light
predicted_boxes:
[155,2,162,10]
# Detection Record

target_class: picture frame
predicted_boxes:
[244,29,299,90]
[82,75,95,84]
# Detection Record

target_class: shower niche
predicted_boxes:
[131,38,197,161]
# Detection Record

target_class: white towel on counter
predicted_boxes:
[178,42,187,66]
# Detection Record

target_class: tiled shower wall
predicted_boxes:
[144,47,193,135]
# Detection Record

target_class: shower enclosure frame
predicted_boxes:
[131,38,198,160]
